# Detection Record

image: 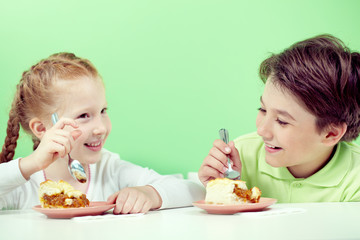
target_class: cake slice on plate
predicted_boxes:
[205,178,261,204]
[39,180,90,208]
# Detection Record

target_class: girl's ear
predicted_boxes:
[322,123,347,146]
[29,118,47,139]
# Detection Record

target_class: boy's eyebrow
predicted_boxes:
[260,96,296,121]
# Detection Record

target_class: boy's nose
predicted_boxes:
[256,118,273,140]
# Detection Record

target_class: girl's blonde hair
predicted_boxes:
[0,52,100,163]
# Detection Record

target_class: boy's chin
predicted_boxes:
[265,157,284,168]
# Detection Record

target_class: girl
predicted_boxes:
[0,52,204,212]
[199,34,360,202]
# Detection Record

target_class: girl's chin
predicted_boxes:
[78,153,102,165]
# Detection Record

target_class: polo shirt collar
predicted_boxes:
[259,142,350,187]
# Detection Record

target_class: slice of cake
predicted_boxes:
[39,180,90,208]
[205,178,261,204]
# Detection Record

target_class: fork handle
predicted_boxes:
[51,113,59,125]
[219,128,232,167]
[219,128,229,144]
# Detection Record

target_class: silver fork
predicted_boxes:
[51,113,87,183]
[219,128,241,180]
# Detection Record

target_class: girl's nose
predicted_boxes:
[93,119,107,135]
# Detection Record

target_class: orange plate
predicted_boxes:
[192,198,277,214]
[33,201,116,219]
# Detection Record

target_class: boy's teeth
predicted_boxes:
[266,144,278,149]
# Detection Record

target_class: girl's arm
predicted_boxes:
[107,185,162,214]
[0,159,28,196]
[117,163,205,209]
[18,154,42,180]
[0,158,43,210]
[99,151,205,212]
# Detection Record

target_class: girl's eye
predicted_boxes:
[78,113,89,119]
[276,119,289,126]
[101,107,108,114]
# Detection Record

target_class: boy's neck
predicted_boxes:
[287,145,337,179]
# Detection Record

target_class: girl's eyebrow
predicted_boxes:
[260,96,296,121]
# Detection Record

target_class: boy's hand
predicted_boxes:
[107,186,162,214]
[198,139,241,186]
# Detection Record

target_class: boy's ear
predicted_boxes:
[29,118,47,139]
[322,123,347,146]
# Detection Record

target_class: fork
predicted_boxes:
[51,113,87,183]
[219,128,241,180]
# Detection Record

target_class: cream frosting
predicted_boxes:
[39,180,82,198]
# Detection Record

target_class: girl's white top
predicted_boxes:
[0,149,205,210]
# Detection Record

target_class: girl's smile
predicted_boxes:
[84,139,103,152]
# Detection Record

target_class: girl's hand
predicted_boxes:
[107,186,162,214]
[34,118,81,169]
[198,139,241,186]
[19,118,81,179]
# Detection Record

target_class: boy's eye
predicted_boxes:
[258,107,266,113]
[276,119,289,126]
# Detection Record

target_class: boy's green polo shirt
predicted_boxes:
[234,132,360,203]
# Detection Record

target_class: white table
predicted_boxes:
[1,202,359,240]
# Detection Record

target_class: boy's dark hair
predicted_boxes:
[259,34,360,142]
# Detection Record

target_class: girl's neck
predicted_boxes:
[43,157,90,193]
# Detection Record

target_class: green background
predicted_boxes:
[1,0,360,177]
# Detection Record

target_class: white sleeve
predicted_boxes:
[91,150,206,209]
[116,162,205,209]
[0,159,27,196]
[149,176,205,209]
[0,158,29,210]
